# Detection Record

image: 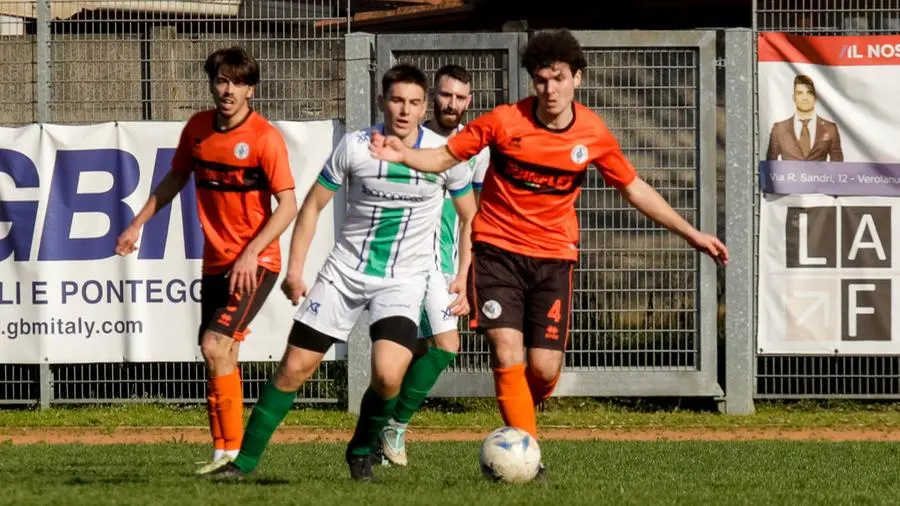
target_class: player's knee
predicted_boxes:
[527,360,561,385]
[431,330,460,354]
[275,322,336,390]
[370,369,404,397]
[528,366,560,387]
[200,330,233,364]
[486,328,525,367]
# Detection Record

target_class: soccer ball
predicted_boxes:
[479,426,542,483]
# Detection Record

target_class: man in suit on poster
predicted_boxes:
[766,74,844,162]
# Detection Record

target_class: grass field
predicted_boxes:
[2,441,900,505]
[3,400,900,505]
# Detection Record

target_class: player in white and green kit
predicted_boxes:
[380,65,490,467]
[207,64,478,482]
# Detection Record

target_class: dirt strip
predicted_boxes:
[3,426,900,445]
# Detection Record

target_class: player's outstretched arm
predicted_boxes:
[281,183,336,305]
[229,188,298,295]
[369,131,461,174]
[619,176,729,266]
[115,169,190,256]
[448,189,477,316]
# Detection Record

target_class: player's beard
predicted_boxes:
[435,101,462,130]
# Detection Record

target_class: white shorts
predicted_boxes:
[418,270,460,339]
[295,256,427,341]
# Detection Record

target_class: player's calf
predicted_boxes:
[346,316,417,471]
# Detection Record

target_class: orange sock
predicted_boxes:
[212,369,244,452]
[206,380,225,451]
[525,367,560,406]
[493,364,537,438]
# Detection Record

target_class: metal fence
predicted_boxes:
[753,0,900,398]
[0,0,348,406]
[0,5,766,411]
[343,29,739,412]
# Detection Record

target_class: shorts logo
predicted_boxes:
[307,301,321,315]
[482,300,502,320]
[234,142,250,160]
[570,144,588,164]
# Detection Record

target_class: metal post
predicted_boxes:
[35,0,51,123]
[343,32,375,414]
[39,363,52,409]
[723,28,756,415]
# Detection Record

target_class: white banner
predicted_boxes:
[757,33,900,354]
[758,194,899,354]
[0,120,347,363]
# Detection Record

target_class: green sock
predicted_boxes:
[347,387,399,457]
[232,379,295,473]
[392,347,457,424]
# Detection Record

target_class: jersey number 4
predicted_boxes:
[546,299,562,323]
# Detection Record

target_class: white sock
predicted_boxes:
[224,449,240,458]
[212,449,225,461]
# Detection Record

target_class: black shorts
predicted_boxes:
[198,265,278,344]
[468,242,574,351]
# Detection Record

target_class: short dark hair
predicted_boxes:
[204,46,260,86]
[381,63,428,97]
[434,64,470,86]
[793,74,816,97]
[521,28,587,77]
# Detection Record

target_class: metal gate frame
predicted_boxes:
[343,29,739,411]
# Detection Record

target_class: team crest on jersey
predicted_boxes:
[234,142,250,160]
[570,144,588,164]
[482,300,502,320]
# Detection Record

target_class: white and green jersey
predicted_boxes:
[428,123,491,276]
[316,124,474,278]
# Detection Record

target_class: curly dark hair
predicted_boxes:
[521,28,587,77]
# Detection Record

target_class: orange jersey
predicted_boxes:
[171,109,295,274]
[446,97,637,261]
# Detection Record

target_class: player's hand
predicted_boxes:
[229,251,259,295]
[369,131,406,163]
[447,277,470,316]
[115,225,140,256]
[281,272,307,306]
[688,231,729,267]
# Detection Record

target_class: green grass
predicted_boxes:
[2,441,899,505]
[4,399,900,430]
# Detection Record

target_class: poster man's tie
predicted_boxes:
[799,118,812,158]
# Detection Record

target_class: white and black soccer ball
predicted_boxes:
[479,426,542,484]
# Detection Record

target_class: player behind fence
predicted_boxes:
[369,28,729,478]
[378,63,490,467]
[115,47,297,472]
[206,63,478,481]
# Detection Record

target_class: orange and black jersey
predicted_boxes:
[446,97,637,261]
[171,109,295,275]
